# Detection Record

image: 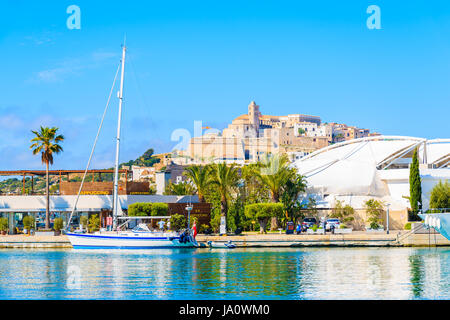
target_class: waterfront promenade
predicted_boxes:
[1,231,449,248]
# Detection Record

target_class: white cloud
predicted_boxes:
[32,50,119,83]
[0,114,24,129]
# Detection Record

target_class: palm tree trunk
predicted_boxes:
[45,162,50,229]
[270,191,280,231]
[221,195,227,234]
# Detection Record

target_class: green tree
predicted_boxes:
[164,181,196,195]
[80,216,88,230]
[306,197,319,218]
[364,199,384,230]
[23,215,35,232]
[53,217,64,231]
[297,128,306,136]
[330,200,355,227]
[88,214,100,233]
[203,183,222,232]
[281,173,307,223]
[255,154,294,203]
[210,163,240,233]
[409,148,422,214]
[128,203,152,216]
[254,154,295,230]
[30,126,64,229]
[429,180,450,211]
[244,203,284,234]
[169,214,186,231]
[241,164,270,204]
[184,165,212,202]
[151,203,169,216]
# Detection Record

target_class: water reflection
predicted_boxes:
[0,247,449,299]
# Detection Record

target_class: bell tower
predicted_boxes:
[248,101,260,136]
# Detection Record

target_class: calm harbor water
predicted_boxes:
[0,247,449,300]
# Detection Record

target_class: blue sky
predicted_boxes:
[1,0,449,170]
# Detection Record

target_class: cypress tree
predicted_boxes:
[409,148,422,214]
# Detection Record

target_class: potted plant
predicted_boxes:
[307,224,319,234]
[23,215,35,235]
[0,217,8,235]
[334,223,353,234]
[53,217,64,236]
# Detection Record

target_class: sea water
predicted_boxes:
[0,247,449,300]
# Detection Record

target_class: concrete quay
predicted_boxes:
[0,235,72,248]
[196,231,450,247]
[0,231,449,248]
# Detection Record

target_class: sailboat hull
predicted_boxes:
[66,233,198,249]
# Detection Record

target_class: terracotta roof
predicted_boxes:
[234,114,249,120]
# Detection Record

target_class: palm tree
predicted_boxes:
[164,181,196,196]
[210,163,240,233]
[255,154,294,203]
[30,126,64,229]
[254,154,295,230]
[184,165,212,202]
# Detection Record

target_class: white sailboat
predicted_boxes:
[65,43,198,249]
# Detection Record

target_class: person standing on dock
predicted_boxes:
[192,221,198,238]
[158,219,165,231]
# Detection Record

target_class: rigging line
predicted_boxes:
[65,62,122,231]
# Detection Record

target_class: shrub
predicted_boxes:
[23,215,35,230]
[311,224,318,232]
[199,224,210,234]
[53,217,64,231]
[88,214,100,233]
[244,203,284,234]
[151,203,169,216]
[340,224,347,229]
[128,203,169,217]
[404,222,412,230]
[170,214,186,231]
[128,203,152,216]
[0,217,8,232]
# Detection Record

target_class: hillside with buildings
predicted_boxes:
[175,101,380,164]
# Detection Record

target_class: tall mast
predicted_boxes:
[112,43,127,230]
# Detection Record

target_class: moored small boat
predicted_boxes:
[207,240,236,249]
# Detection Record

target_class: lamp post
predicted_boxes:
[386,203,390,235]
[185,204,193,231]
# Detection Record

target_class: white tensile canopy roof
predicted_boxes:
[293,136,450,198]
